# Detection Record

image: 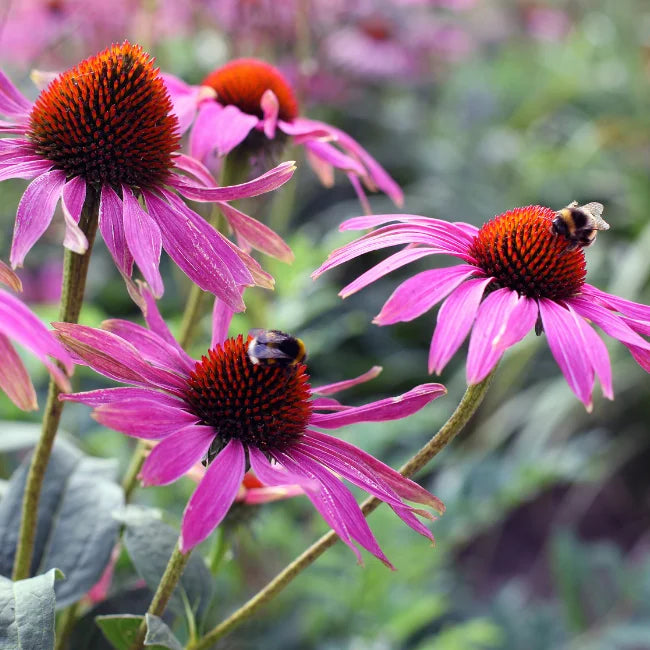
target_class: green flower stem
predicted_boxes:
[12,187,100,582]
[54,602,80,650]
[186,371,495,650]
[132,542,192,650]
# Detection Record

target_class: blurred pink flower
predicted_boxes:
[0,260,72,410]
[58,287,445,563]
[0,43,296,310]
[314,205,650,410]
[164,58,403,209]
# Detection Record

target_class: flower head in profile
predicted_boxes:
[0,42,296,310]
[314,205,650,410]
[56,288,445,564]
[163,58,403,211]
[0,261,73,410]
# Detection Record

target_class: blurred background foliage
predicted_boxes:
[1,0,650,648]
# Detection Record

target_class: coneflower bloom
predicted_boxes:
[0,260,73,410]
[56,288,445,564]
[0,43,296,310]
[163,58,403,210]
[313,206,650,410]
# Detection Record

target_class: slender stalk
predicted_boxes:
[187,371,496,650]
[12,187,100,581]
[121,440,149,502]
[131,542,192,650]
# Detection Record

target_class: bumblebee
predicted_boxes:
[551,201,609,250]
[247,329,307,366]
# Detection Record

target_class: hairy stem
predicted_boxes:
[187,372,496,649]
[12,187,100,581]
[131,542,192,650]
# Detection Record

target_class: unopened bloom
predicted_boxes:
[163,58,403,210]
[57,289,445,564]
[314,206,650,410]
[0,43,296,310]
[0,261,72,410]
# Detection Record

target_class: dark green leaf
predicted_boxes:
[144,614,183,650]
[0,568,62,650]
[96,615,176,650]
[0,441,124,607]
[119,506,213,620]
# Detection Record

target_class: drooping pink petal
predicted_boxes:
[99,185,134,278]
[60,176,88,254]
[303,140,366,176]
[625,344,650,371]
[340,246,443,298]
[261,89,279,139]
[248,447,320,493]
[140,424,215,486]
[0,157,53,182]
[338,214,478,240]
[312,366,382,396]
[121,186,164,298]
[211,295,237,348]
[466,290,537,384]
[218,201,293,262]
[569,296,650,351]
[539,299,594,409]
[0,333,37,410]
[278,118,331,139]
[161,72,202,134]
[304,430,445,512]
[569,305,613,400]
[94,399,199,439]
[61,386,184,409]
[375,264,478,325]
[143,190,243,310]
[192,103,259,160]
[0,69,33,116]
[347,172,373,215]
[581,284,650,322]
[180,438,246,551]
[172,153,216,187]
[428,277,493,374]
[10,170,66,267]
[305,147,335,187]
[170,160,296,202]
[278,449,393,568]
[101,319,194,375]
[310,383,446,428]
[0,260,22,292]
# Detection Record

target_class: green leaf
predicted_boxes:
[0,568,63,650]
[0,441,124,607]
[144,614,183,650]
[119,506,213,621]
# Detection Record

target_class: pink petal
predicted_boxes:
[248,447,320,492]
[304,430,444,512]
[180,439,245,551]
[60,177,88,254]
[10,170,66,267]
[172,153,216,187]
[340,246,442,298]
[428,277,492,374]
[0,260,22,292]
[466,290,537,384]
[122,187,164,298]
[170,160,296,202]
[347,172,372,215]
[304,140,366,176]
[539,299,594,409]
[0,157,53,182]
[261,89,279,139]
[312,366,382,396]
[94,399,198,438]
[140,424,215,486]
[278,117,332,139]
[305,147,335,187]
[278,449,393,568]
[310,383,446,429]
[211,295,237,348]
[0,333,37,410]
[581,284,650,322]
[161,73,201,134]
[0,69,33,116]
[375,264,478,325]
[191,103,258,160]
[61,386,185,408]
[218,202,293,262]
[99,185,134,278]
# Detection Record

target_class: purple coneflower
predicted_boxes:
[0,261,72,410]
[56,288,445,564]
[0,43,296,310]
[163,58,403,210]
[314,205,650,410]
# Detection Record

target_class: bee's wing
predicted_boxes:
[582,202,609,230]
[248,343,294,361]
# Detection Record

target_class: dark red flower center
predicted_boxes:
[27,42,179,189]
[184,335,312,455]
[202,58,299,122]
[468,205,586,300]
